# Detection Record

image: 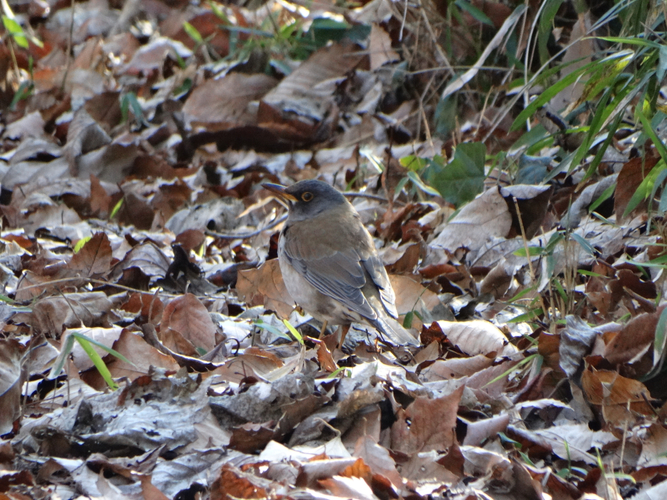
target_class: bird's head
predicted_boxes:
[263,180,347,222]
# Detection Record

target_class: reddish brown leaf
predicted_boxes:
[69,232,112,277]
[390,385,464,453]
[160,293,217,352]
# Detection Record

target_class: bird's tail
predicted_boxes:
[372,313,420,347]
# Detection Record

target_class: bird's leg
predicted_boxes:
[319,320,328,338]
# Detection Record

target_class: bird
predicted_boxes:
[263,179,419,347]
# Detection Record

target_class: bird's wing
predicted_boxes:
[282,217,379,320]
[362,255,398,319]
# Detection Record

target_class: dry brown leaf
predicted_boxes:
[183,73,277,129]
[581,367,655,427]
[160,293,217,352]
[420,354,496,380]
[431,187,512,253]
[391,384,464,453]
[353,435,402,489]
[0,339,24,435]
[369,24,399,71]
[614,152,660,222]
[436,319,517,357]
[236,259,294,318]
[31,292,113,333]
[317,475,375,500]
[107,329,179,380]
[603,306,663,367]
[69,232,112,277]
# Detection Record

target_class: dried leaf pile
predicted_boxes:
[2,0,667,499]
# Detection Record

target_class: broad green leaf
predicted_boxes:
[423,142,486,206]
[400,155,428,171]
[2,16,28,48]
[434,95,457,137]
[2,16,23,36]
[403,311,414,328]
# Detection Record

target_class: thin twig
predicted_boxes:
[206,214,288,240]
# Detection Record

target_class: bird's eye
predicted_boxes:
[301,192,314,202]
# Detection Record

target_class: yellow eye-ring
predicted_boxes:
[302,192,314,202]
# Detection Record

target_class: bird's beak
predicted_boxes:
[263,183,297,202]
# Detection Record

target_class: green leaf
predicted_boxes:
[75,335,118,390]
[588,182,616,213]
[650,168,667,215]
[423,142,486,207]
[513,246,545,257]
[518,451,536,466]
[624,160,666,217]
[570,233,596,256]
[400,155,428,171]
[0,294,15,304]
[209,0,230,23]
[653,307,667,369]
[553,279,567,303]
[121,92,147,127]
[509,308,543,323]
[183,21,203,44]
[658,46,667,83]
[74,236,92,253]
[49,331,135,390]
[578,269,604,277]
[306,18,370,48]
[110,198,123,219]
[498,431,522,447]
[2,16,28,48]
[2,16,23,36]
[637,105,667,164]
[282,319,304,345]
[434,95,457,137]
[538,0,564,65]
[407,171,440,197]
[328,366,351,378]
[254,319,292,342]
[507,285,537,304]
[455,0,492,25]
[71,332,133,365]
[510,51,633,132]
[403,311,414,328]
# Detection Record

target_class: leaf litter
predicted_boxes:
[1,0,667,498]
